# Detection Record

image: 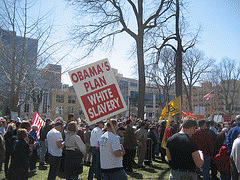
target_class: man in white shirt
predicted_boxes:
[47,121,65,180]
[99,120,127,180]
[230,134,240,179]
[88,121,103,180]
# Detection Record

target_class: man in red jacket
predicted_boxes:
[192,120,214,180]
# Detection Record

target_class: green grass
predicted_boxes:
[0,158,171,180]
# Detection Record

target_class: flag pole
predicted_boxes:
[211,100,215,120]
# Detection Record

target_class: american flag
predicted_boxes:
[203,90,215,101]
[30,112,45,139]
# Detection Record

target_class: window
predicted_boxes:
[68,106,76,113]
[24,104,30,112]
[119,80,128,105]
[130,82,137,87]
[68,96,76,104]
[56,95,64,103]
[155,94,164,108]
[145,93,153,108]
[42,105,49,114]
[130,91,138,107]
[55,106,64,115]
[42,93,49,113]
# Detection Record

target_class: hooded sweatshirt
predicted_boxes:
[214,146,230,174]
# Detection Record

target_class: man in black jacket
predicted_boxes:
[39,118,52,166]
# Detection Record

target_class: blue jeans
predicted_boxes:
[102,169,128,180]
[88,147,101,180]
[169,170,197,180]
[202,156,211,180]
[40,140,47,163]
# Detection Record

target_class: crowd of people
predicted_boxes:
[0,113,239,180]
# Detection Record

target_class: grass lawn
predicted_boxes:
[0,158,171,180]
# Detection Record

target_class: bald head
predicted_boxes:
[236,115,240,124]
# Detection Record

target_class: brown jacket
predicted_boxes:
[123,124,137,149]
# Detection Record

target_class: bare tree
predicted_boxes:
[67,0,177,120]
[211,58,240,115]
[146,47,175,109]
[0,0,62,114]
[182,48,214,112]
[24,64,61,113]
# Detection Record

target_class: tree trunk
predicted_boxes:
[137,36,145,120]
[175,0,182,122]
[175,0,182,99]
[188,87,193,112]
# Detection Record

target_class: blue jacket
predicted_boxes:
[226,124,240,153]
[29,130,39,150]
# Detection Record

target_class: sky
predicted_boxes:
[36,0,240,85]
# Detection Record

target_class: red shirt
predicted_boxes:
[192,129,214,159]
[214,146,230,174]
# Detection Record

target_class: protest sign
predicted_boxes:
[69,59,127,125]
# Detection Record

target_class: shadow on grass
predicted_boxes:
[141,164,165,171]
[126,171,143,179]
[157,167,171,180]
[140,166,158,173]
[153,159,168,164]
[28,171,37,178]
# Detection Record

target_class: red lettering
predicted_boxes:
[71,73,78,83]
[77,71,84,81]
[84,82,90,92]
[83,69,90,79]
[94,78,101,89]
[99,76,107,86]
[89,66,98,77]
[96,64,104,74]
[104,61,110,71]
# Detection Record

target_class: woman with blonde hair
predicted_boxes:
[65,121,86,180]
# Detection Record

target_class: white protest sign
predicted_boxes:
[68,59,127,125]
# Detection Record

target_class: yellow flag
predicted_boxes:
[161,112,171,149]
[211,103,214,117]
[160,96,181,149]
[159,96,181,120]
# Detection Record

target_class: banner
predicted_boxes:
[69,59,127,125]
[182,111,205,120]
[159,96,181,120]
[159,96,181,149]
[161,113,172,149]
[31,112,45,139]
